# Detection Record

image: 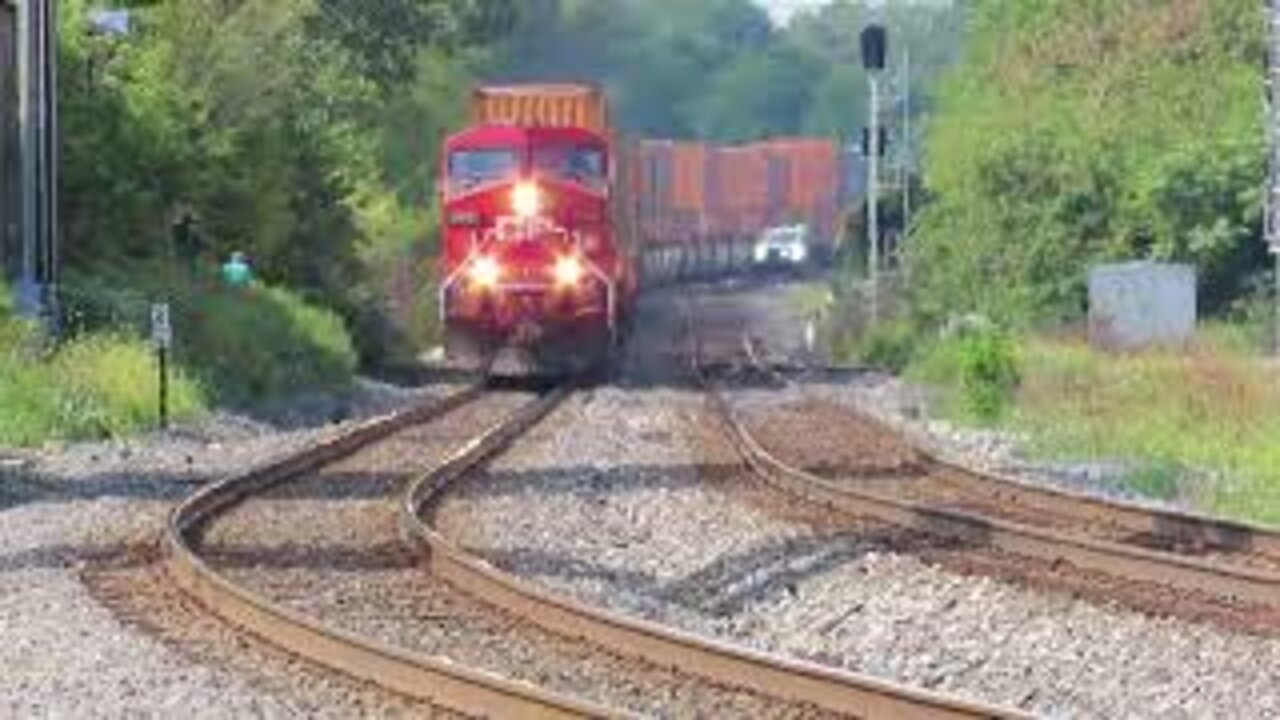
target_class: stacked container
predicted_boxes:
[629,135,846,281]
[472,85,610,133]
[635,141,674,245]
[670,142,707,242]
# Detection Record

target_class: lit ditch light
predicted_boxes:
[468,256,502,289]
[512,182,541,218]
[553,255,585,287]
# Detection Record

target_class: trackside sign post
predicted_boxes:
[151,302,172,429]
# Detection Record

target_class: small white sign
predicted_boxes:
[151,303,172,349]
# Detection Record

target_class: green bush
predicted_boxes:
[908,0,1266,327]
[910,326,1021,423]
[174,284,357,406]
[53,334,206,438]
[958,330,1021,423]
[857,321,920,374]
[62,266,359,406]
[1121,462,1184,501]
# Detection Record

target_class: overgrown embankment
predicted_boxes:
[0,289,204,446]
[1,278,358,447]
[893,329,1280,524]
[833,0,1279,522]
[907,0,1266,325]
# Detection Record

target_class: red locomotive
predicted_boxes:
[438,85,638,375]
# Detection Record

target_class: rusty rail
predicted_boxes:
[708,379,1280,609]
[164,386,625,719]
[404,390,1022,720]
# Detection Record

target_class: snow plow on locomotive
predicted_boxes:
[438,85,638,377]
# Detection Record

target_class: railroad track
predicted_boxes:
[163,375,1018,718]
[702,319,1280,616]
[165,384,623,718]
[404,395,1018,719]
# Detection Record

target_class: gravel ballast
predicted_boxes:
[0,379,452,718]
[435,383,1280,718]
[201,391,838,720]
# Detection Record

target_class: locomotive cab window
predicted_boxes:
[532,145,607,189]
[448,148,520,189]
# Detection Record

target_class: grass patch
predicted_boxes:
[63,267,359,406]
[0,273,356,447]
[172,284,358,406]
[906,325,1021,423]
[973,335,1280,523]
[0,320,206,446]
[1117,462,1185,502]
[786,283,835,319]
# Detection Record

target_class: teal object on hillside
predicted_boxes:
[221,252,253,288]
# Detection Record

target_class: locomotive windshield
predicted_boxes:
[448,148,520,188]
[532,144,606,189]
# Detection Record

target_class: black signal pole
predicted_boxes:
[861,24,887,324]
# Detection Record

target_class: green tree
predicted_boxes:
[58,0,504,365]
[908,0,1266,326]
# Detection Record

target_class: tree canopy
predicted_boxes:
[54,0,968,365]
[484,0,966,142]
[906,0,1267,326]
[58,0,500,360]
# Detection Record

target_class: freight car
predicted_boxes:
[637,138,844,285]
[435,82,847,375]
[438,84,639,376]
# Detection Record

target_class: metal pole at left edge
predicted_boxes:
[16,0,58,330]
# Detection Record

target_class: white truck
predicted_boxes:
[752,224,810,274]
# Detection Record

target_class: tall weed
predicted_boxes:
[0,320,206,446]
[1012,336,1280,522]
[910,326,1021,423]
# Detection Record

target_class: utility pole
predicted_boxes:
[901,45,911,244]
[862,24,887,325]
[16,0,58,327]
[868,73,880,323]
[1270,0,1280,355]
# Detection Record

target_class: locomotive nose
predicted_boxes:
[512,181,541,218]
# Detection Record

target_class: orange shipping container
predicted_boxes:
[670,142,708,214]
[471,84,610,134]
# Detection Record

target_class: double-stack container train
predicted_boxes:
[637,137,844,285]
[436,82,848,376]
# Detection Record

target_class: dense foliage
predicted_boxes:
[907,0,1268,326]
[58,0,503,370]
[55,0,964,390]
[0,282,206,445]
[486,0,966,142]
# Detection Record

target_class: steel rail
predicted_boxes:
[710,319,1280,607]
[737,329,1280,565]
[164,385,626,720]
[404,390,1021,719]
[880,414,1280,564]
[708,386,1280,609]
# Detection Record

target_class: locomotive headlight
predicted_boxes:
[553,255,584,287]
[469,256,502,288]
[512,182,541,218]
